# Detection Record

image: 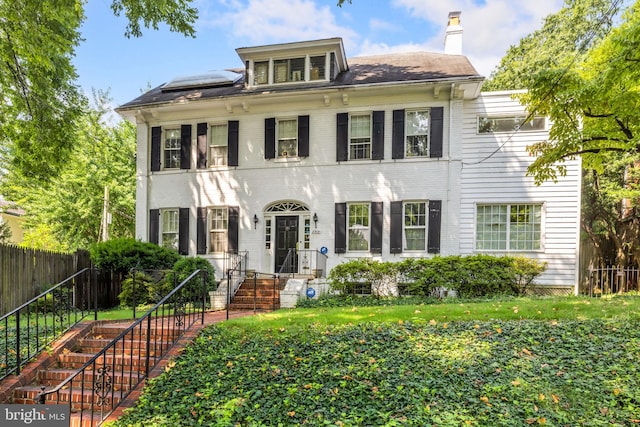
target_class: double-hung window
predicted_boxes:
[404,201,427,251]
[277,118,298,157]
[476,204,542,251]
[348,203,370,251]
[209,207,228,253]
[478,116,546,133]
[350,114,371,160]
[209,124,228,166]
[163,128,181,169]
[405,110,430,157]
[161,209,179,250]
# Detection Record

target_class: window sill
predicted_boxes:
[273,157,301,163]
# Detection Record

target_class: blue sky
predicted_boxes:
[74,0,564,108]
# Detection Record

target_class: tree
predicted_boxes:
[0,217,11,244]
[0,0,197,182]
[6,92,137,251]
[486,0,640,265]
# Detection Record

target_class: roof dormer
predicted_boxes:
[236,37,348,89]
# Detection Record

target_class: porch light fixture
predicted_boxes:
[313,213,318,228]
[253,214,259,229]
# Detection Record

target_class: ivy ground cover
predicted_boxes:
[109,298,640,426]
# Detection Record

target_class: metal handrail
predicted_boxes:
[1,268,98,382]
[278,248,328,279]
[225,252,248,319]
[36,269,207,426]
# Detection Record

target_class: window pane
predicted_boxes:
[210,124,227,166]
[509,204,542,250]
[350,115,371,160]
[161,209,178,250]
[404,202,426,251]
[277,119,297,157]
[254,61,268,85]
[310,56,325,80]
[404,229,425,251]
[406,110,430,157]
[476,205,507,250]
[351,115,370,138]
[289,57,305,81]
[348,203,370,251]
[476,204,541,251]
[209,208,228,253]
[478,116,546,133]
[164,129,181,169]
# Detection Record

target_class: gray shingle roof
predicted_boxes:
[117,51,481,111]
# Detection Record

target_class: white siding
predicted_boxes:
[460,92,581,290]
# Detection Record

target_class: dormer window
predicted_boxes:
[236,38,347,89]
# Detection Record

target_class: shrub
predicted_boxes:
[165,257,217,300]
[118,272,154,307]
[329,255,547,298]
[89,238,180,274]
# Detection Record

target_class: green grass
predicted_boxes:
[107,296,640,427]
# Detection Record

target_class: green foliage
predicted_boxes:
[329,256,547,298]
[118,272,154,307]
[89,238,180,274]
[110,313,640,426]
[5,94,137,251]
[0,220,11,244]
[110,0,197,38]
[170,256,216,293]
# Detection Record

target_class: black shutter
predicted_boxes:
[298,115,309,157]
[336,113,348,162]
[392,109,405,159]
[265,118,275,159]
[430,107,443,158]
[334,203,346,253]
[151,127,161,171]
[372,111,384,160]
[390,201,403,254]
[197,123,207,169]
[178,208,189,255]
[428,200,442,254]
[149,209,159,244]
[228,120,239,166]
[370,202,383,253]
[196,207,207,254]
[180,124,192,169]
[228,206,239,254]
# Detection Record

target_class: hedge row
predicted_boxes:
[328,255,546,298]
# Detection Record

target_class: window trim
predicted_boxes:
[475,203,544,252]
[160,208,179,250]
[477,115,547,134]
[348,113,372,160]
[276,117,298,158]
[405,109,430,158]
[347,202,371,252]
[403,201,427,252]
[162,128,181,170]
[208,206,229,254]
[250,53,329,87]
[209,123,228,167]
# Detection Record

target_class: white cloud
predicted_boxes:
[204,0,358,47]
[386,0,564,75]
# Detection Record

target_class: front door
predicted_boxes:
[275,216,298,273]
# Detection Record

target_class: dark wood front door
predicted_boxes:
[275,216,298,273]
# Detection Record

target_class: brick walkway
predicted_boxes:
[104,309,257,424]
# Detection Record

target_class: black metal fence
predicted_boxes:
[36,269,208,426]
[587,266,640,296]
[0,268,98,382]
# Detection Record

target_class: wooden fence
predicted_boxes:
[0,244,91,315]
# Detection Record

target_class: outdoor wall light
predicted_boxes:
[253,214,259,229]
[313,212,318,228]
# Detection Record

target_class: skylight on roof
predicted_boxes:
[161,70,242,91]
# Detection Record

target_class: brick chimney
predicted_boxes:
[444,11,463,55]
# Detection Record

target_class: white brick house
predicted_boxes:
[117,22,581,293]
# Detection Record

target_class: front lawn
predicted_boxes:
[108,296,640,426]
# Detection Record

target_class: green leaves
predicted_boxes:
[111,317,640,426]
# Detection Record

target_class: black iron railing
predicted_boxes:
[278,248,327,279]
[588,266,640,296]
[36,269,208,426]
[1,268,98,382]
[225,252,248,319]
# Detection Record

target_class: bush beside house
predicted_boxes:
[328,255,546,298]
